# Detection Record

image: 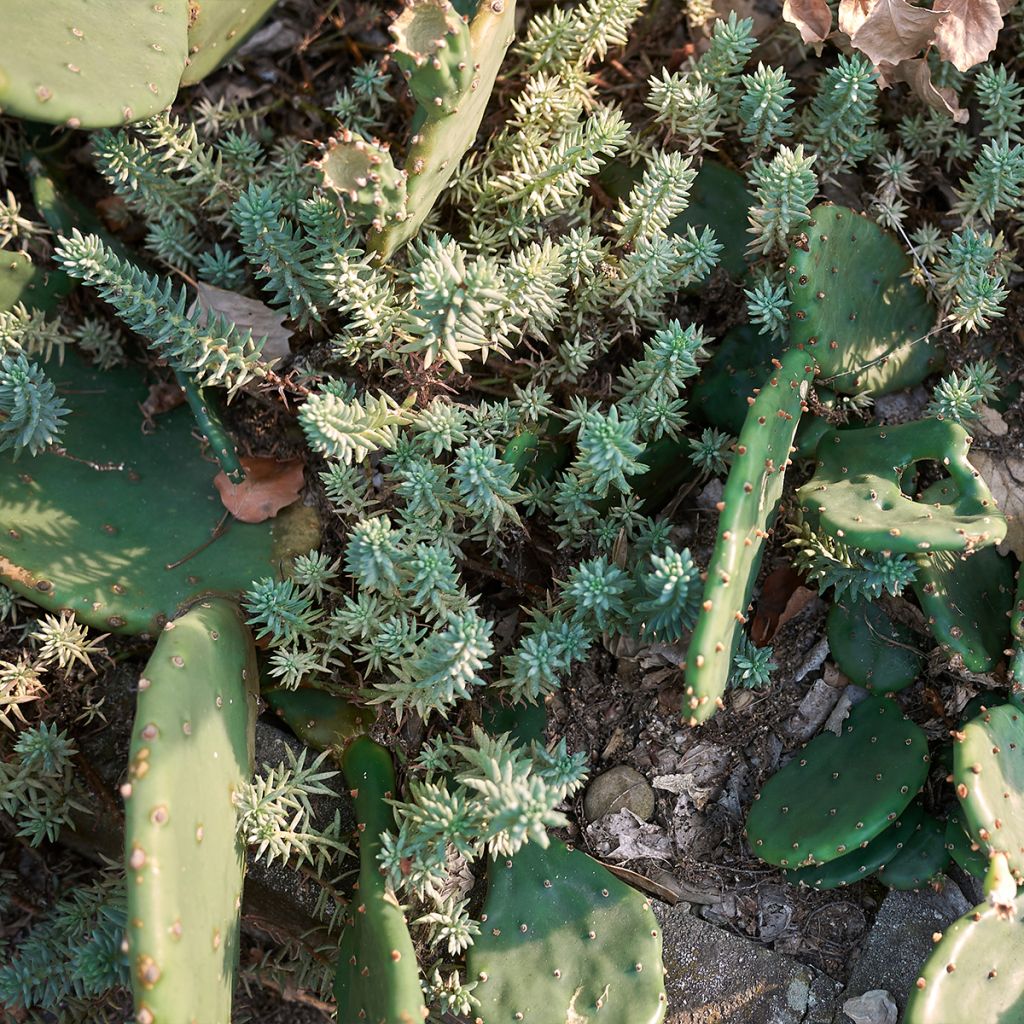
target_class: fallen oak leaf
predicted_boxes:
[933,0,1003,71]
[839,0,874,40]
[751,565,817,645]
[850,0,946,66]
[885,57,970,122]
[215,455,305,523]
[191,282,292,364]
[783,0,833,46]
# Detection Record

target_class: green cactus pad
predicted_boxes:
[124,599,258,1024]
[786,799,926,889]
[798,419,1006,555]
[746,696,930,868]
[0,249,73,314]
[319,130,409,232]
[263,686,374,750]
[1009,569,1024,691]
[954,704,1024,884]
[945,810,988,880]
[876,813,949,890]
[0,0,190,128]
[825,597,923,692]
[913,546,1014,673]
[787,204,941,396]
[467,839,667,1024]
[0,353,317,636]
[684,346,813,724]
[179,0,279,86]
[335,736,426,1024]
[904,895,1024,1024]
[371,0,516,259]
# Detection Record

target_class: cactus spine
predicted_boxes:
[124,599,259,1024]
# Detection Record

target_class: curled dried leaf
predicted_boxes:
[850,0,945,66]
[215,455,305,523]
[933,0,1003,72]
[783,0,834,45]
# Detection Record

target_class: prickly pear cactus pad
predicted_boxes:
[875,812,948,890]
[684,346,813,724]
[124,599,259,1024]
[467,838,667,1024]
[798,418,1006,555]
[746,696,930,868]
[787,799,926,889]
[335,736,426,1024]
[954,704,1024,883]
[318,131,410,232]
[904,895,1024,1024]
[787,204,941,396]
[0,249,73,314]
[0,0,190,128]
[945,810,988,880]
[263,686,374,750]
[0,354,317,635]
[179,0,279,86]
[825,597,923,692]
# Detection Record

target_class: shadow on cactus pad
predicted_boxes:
[0,353,317,635]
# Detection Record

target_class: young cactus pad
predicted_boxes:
[124,599,259,1024]
[797,418,1006,555]
[318,132,409,232]
[263,685,375,750]
[467,838,667,1024]
[0,0,190,128]
[874,812,949,890]
[786,799,926,890]
[825,597,923,692]
[0,353,317,635]
[954,704,1024,883]
[335,736,426,1024]
[746,696,929,868]
[179,0,280,86]
[904,894,1024,1024]
[945,810,988,880]
[684,346,813,724]
[787,204,941,396]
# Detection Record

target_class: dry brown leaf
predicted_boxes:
[933,0,1003,71]
[839,0,875,39]
[751,566,816,645]
[783,0,833,45]
[140,379,185,429]
[192,282,292,364]
[215,455,305,523]
[889,57,970,122]
[850,0,946,65]
[968,451,1024,559]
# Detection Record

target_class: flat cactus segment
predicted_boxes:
[319,131,409,232]
[0,0,190,128]
[334,736,426,1024]
[390,0,474,116]
[124,599,258,1024]
[0,354,317,635]
[825,597,922,692]
[875,813,948,889]
[746,696,929,868]
[787,204,941,396]
[945,810,988,880]
[684,346,813,724]
[913,546,1014,672]
[180,0,280,86]
[798,419,1006,555]
[904,896,1024,1024]
[263,686,374,750]
[1009,568,1024,690]
[467,839,667,1024]
[0,249,73,314]
[370,0,517,259]
[954,704,1024,883]
[787,799,926,889]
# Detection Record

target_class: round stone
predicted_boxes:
[584,765,655,822]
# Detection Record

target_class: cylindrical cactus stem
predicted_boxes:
[124,599,259,1024]
[683,345,813,725]
[335,736,427,1023]
[175,370,245,483]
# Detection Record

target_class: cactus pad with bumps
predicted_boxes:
[179,0,279,86]
[954,704,1024,884]
[263,686,374,750]
[0,249,73,314]
[825,597,922,692]
[945,809,988,880]
[904,895,1024,1024]
[1008,569,1024,691]
[0,353,317,635]
[467,838,667,1024]
[746,696,930,868]
[684,346,813,724]
[334,736,426,1024]
[124,599,258,1024]
[0,0,190,128]
[798,419,1006,556]
[875,812,949,890]
[787,799,926,889]
[390,0,474,115]
[319,131,409,232]
[787,204,941,396]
